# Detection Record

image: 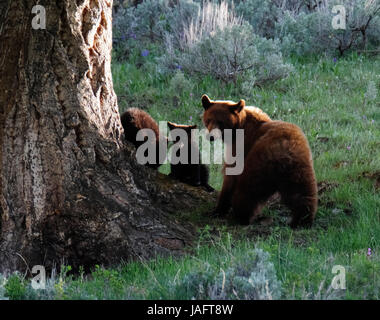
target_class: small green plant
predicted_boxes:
[4,273,26,300]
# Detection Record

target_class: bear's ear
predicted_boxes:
[167,121,177,130]
[231,99,245,114]
[201,94,212,110]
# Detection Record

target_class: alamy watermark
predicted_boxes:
[135,122,245,176]
[332,5,346,30]
[31,265,46,290]
[331,265,346,290]
[30,4,350,31]
[31,5,46,30]
[28,264,347,292]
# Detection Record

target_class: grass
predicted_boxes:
[1,52,379,300]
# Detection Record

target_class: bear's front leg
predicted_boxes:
[212,175,236,217]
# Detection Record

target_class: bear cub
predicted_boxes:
[201,95,318,228]
[120,108,214,192]
[168,121,214,192]
[120,107,166,169]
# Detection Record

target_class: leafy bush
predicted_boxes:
[177,248,282,300]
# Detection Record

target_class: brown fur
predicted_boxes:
[120,108,166,169]
[202,95,318,228]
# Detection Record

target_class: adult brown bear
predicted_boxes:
[201,95,318,228]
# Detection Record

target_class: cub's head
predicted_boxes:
[201,95,245,140]
[167,121,197,145]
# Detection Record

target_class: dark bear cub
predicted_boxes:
[167,121,214,192]
[120,108,166,169]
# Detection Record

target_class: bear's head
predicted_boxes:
[201,95,245,141]
[167,121,197,150]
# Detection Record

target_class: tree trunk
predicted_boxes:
[0,0,214,273]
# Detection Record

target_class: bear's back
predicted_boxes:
[120,108,160,147]
[247,120,313,169]
[245,106,271,123]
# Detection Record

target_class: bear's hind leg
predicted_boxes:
[231,186,273,225]
[231,160,276,225]
[281,191,317,228]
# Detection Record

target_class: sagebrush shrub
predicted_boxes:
[365,80,378,102]
[156,1,292,86]
[0,274,8,300]
[276,10,334,56]
[113,0,201,57]
[164,22,292,87]
[23,268,62,300]
[115,0,170,42]
[178,263,217,299]
[169,71,194,97]
[236,0,282,38]
[276,0,380,56]
[366,14,380,47]
[113,0,171,60]
[180,0,243,48]
[177,248,282,300]
[158,0,245,74]
[222,249,282,300]
[113,0,380,61]
[165,0,201,50]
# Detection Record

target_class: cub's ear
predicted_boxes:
[201,94,212,110]
[167,121,177,130]
[231,99,245,113]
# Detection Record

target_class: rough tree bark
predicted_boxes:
[0,0,215,273]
